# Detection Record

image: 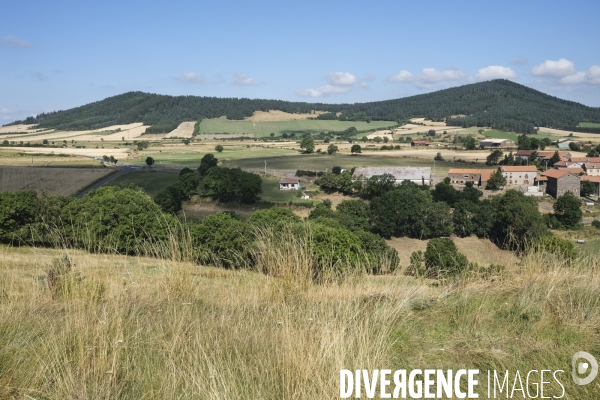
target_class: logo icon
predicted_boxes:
[572,351,598,386]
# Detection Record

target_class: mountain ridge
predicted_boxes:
[9,80,600,134]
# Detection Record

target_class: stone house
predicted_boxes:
[352,167,431,185]
[447,169,495,187]
[584,162,600,176]
[541,169,580,198]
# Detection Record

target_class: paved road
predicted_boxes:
[77,166,137,198]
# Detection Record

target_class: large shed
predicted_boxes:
[352,167,431,185]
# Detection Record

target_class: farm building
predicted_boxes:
[411,140,431,147]
[516,150,571,163]
[557,140,583,149]
[584,163,600,176]
[581,176,600,196]
[447,169,495,187]
[540,169,580,198]
[279,178,300,190]
[499,166,538,185]
[352,167,431,185]
[479,138,516,149]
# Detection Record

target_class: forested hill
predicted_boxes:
[11,80,600,134]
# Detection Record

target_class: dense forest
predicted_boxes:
[9,80,600,134]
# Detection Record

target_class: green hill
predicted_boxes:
[9,80,600,134]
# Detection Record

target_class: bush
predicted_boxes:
[592,220,600,229]
[406,238,471,279]
[533,236,577,260]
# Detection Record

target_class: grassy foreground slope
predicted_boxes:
[1,241,598,398]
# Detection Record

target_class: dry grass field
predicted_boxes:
[164,121,195,138]
[245,110,326,122]
[0,150,102,167]
[0,166,114,196]
[0,123,149,142]
[0,235,599,398]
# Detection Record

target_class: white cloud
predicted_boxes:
[325,72,358,86]
[296,85,351,98]
[0,107,18,121]
[388,70,414,83]
[587,65,600,84]
[531,58,576,77]
[1,35,33,48]
[175,72,203,84]
[476,66,516,80]
[420,68,466,83]
[560,71,586,84]
[234,73,258,86]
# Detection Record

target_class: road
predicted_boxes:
[76,166,138,198]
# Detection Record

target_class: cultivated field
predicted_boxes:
[245,110,326,122]
[0,166,113,196]
[199,118,397,138]
[0,150,102,167]
[537,126,600,140]
[0,146,131,158]
[0,123,150,142]
[578,122,600,128]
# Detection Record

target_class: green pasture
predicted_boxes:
[578,122,600,128]
[224,153,478,175]
[199,118,397,138]
[131,146,299,167]
[106,171,180,196]
[482,130,519,141]
[259,176,317,204]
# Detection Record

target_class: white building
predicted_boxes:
[279,178,300,190]
[352,167,431,185]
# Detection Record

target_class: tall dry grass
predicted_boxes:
[0,234,599,398]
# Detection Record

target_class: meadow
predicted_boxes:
[199,118,397,137]
[106,171,181,196]
[224,153,479,175]
[0,235,598,398]
[579,122,600,128]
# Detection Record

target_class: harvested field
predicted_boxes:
[245,110,326,122]
[1,146,131,158]
[0,166,114,196]
[0,124,37,134]
[0,123,149,142]
[537,126,600,140]
[164,121,195,138]
[0,150,102,167]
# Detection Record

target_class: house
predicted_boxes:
[540,169,580,198]
[447,169,496,187]
[499,165,538,185]
[581,176,600,196]
[279,178,300,190]
[411,140,431,147]
[515,150,536,161]
[352,167,431,185]
[569,156,600,163]
[584,163,600,176]
[479,138,516,149]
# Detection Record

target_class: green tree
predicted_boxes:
[434,152,444,161]
[370,187,433,239]
[61,186,175,254]
[248,207,300,228]
[327,144,339,155]
[423,238,470,278]
[174,172,201,200]
[581,180,596,197]
[569,142,581,152]
[351,144,362,154]
[215,144,224,152]
[154,186,182,214]
[486,149,503,165]
[179,167,194,177]
[335,200,371,232]
[548,151,561,167]
[300,136,315,153]
[190,212,251,268]
[518,134,532,150]
[453,200,479,237]
[493,189,547,250]
[145,156,154,166]
[554,191,582,229]
[201,167,262,203]
[198,153,218,177]
[486,169,507,190]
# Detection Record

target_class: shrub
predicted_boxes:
[592,220,600,229]
[414,238,471,279]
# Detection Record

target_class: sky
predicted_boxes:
[1,0,599,124]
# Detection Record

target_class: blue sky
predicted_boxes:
[1,0,599,123]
